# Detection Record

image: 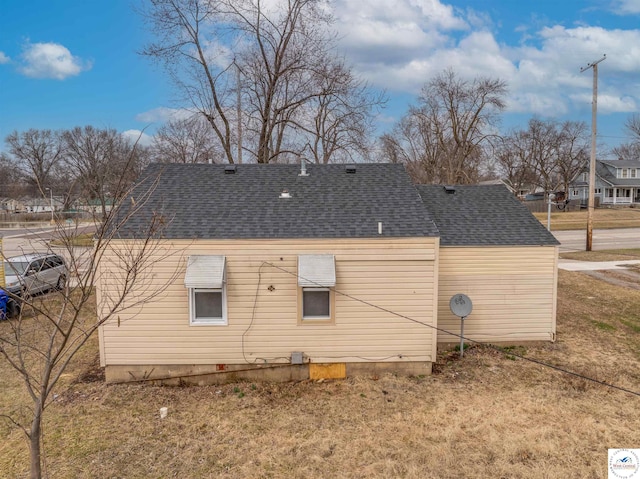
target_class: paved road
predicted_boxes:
[1,224,95,258]
[552,227,640,252]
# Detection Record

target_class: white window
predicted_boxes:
[184,255,227,325]
[622,169,629,178]
[298,255,335,323]
[572,189,579,197]
[594,188,602,194]
[632,169,637,178]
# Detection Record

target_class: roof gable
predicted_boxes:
[416,184,560,246]
[113,163,439,239]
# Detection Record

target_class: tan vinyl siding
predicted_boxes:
[97,238,438,366]
[437,246,558,344]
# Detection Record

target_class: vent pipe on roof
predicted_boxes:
[208,158,213,164]
[378,222,383,235]
[279,189,291,199]
[299,158,309,177]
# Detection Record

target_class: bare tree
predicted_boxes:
[0,153,27,199]
[495,132,538,196]
[624,113,640,140]
[498,119,588,195]
[555,121,588,193]
[5,129,64,196]
[140,0,381,164]
[62,126,144,220]
[612,114,640,161]
[612,142,640,162]
[523,118,561,194]
[0,168,179,479]
[152,115,220,163]
[299,60,385,164]
[381,69,507,184]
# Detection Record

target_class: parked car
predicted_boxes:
[2,253,68,317]
[524,192,545,201]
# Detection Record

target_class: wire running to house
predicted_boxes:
[263,261,640,398]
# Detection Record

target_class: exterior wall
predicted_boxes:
[97,238,439,371]
[437,246,558,344]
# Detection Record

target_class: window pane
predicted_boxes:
[195,291,223,318]
[303,290,330,318]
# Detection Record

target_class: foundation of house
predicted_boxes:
[105,361,432,385]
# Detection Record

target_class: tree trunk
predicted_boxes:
[29,408,43,479]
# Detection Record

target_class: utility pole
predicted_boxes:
[580,54,606,251]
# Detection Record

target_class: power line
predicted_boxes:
[262,261,640,398]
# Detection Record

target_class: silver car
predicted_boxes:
[3,253,68,317]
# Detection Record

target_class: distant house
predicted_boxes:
[75,198,115,214]
[477,178,516,195]
[96,164,559,384]
[416,185,559,344]
[23,197,63,214]
[570,160,640,206]
[0,198,22,213]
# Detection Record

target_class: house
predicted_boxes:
[569,160,640,206]
[23,197,63,213]
[75,197,115,214]
[477,178,516,195]
[416,185,559,344]
[0,197,27,214]
[96,164,559,384]
[97,163,440,384]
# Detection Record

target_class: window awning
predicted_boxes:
[298,254,336,287]
[184,255,226,289]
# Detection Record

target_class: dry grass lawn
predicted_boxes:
[1,271,640,478]
[533,207,640,230]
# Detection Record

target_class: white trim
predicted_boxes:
[189,287,227,326]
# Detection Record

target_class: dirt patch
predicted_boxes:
[75,353,105,384]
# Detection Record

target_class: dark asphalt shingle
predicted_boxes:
[416,184,560,246]
[113,163,439,239]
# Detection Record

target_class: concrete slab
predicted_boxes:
[558,259,640,271]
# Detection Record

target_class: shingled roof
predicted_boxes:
[112,163,439,239]
[416,184,559,246]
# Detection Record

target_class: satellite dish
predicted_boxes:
[449,293,472,318]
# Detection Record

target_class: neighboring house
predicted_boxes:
[0,198,21,213]
[416,185,559,344]
[477,178,516,195]
[75,198,115,214]
[96,164,559,384]
[569,160,640,206]
[97,163,440,384]
[24,197,63,213]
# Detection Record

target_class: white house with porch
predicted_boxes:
[569,160,640,206]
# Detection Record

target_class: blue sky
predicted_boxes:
[2,0,640,154]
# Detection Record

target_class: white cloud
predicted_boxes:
[135,107,194,123]
[612,0,640,14]
[0,52,9,64]
[19,42,91,80]
[122,130,154,147]
[333,0,466,66]
[331,1,640,118]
